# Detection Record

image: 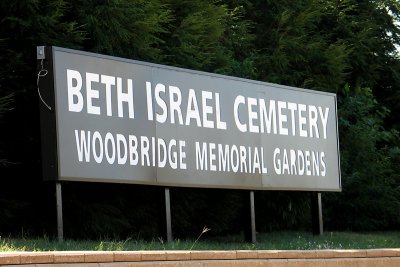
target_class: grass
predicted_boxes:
[0,231,399,252]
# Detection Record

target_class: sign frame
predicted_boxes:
[39,46,341,192]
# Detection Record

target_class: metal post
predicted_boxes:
[56,182,64,242]
[311,192,323,235]
[250,191,256,243]
[317,193,323,235]
[165,188,173,242]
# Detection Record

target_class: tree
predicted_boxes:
[244,0,350,91]
[1,0,400,237]
[162,0,255,78]
[320,0,400,131]
[325,86,400,230]
[0,93,13,165]
[0,0,85,235]
[66,0,171,63]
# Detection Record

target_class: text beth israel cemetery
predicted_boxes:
[46,47,340,190]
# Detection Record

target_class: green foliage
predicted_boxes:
[322,0,400,131]
[0,94,13,118]
[247,0,351,91]
[255,192,311,232]
[325,87,400,230]
[164,1,228,69]
[163,0,255,77]
[0,0,86,236]
[324,0,400,87]
[62,184,164,239]
[68,0,172,62]
[0,94,13,165]
[171,189,244,238]
[0,0,400,238]
[0,0,84,86]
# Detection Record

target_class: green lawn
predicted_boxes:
[1,232,399,252]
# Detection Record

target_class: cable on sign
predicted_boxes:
[37,58,52,111]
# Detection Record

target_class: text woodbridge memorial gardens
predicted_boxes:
[39,46,341,192]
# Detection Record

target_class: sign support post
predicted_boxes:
[250,191,256,243]
[56,182,64,242]
[311,192,323,235]
[165,188,173,242]
[317,193,323,235]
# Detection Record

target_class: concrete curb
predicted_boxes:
[0,249,399,266]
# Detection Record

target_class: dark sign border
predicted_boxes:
[39,46,341,192]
